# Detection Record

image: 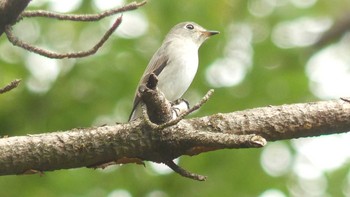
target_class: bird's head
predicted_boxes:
[166,22,219,46]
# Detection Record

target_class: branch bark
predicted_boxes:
[0,98,349,176]
[0,79,21,94]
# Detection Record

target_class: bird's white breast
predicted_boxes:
[157,39,199,101]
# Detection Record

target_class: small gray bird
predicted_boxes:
[129,21,219,121]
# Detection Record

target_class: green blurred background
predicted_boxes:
[1,0,350,196]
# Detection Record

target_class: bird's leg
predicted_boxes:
[157,89,215,129]
[171,98,190,118]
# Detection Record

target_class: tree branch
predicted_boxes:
[0,79,21,94]
[5,16,123,58]
[19,1,147,21]
[0,98,349,178]
[314,14,350,48]
[164,160,207,181]
[1,1,147,58]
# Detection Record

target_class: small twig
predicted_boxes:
[0,79,21,94]
[313,14,350,48]
[157,89,215,129]
[179,89,214,116]
[164,160,207,181]
[5,16,122,59]
[19,1,147,21]
[340,97,350,103]
[5,0,147,59]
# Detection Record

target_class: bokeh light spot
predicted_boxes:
[25,53,60,93]
[93,0,125,11]
[290,0,317,8]
[114,12,148,39]
[148,159,179,175]
[292,135,350,177]
[206,23,253,88]
[49,0,82,13]
[107,189,132,197]
[248,0,277,17]
[306,34,350,99]
[272,17,332,48]
[259,189,287,197]
[261,142,292,177]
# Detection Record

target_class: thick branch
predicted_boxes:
[189,99,350,141]
[0,98,349,176]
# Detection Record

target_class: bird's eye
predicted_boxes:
[185,24,194,30]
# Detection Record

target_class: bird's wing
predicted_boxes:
[139,45,170,86]
[128,44,170,121]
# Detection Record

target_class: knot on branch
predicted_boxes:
[139,73,215,129]
[136,73,267,181]
[139,73,173,124]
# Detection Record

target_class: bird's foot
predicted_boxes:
[171,98,190,119]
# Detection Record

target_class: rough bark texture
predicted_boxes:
[189,99,350,140]
[0,0,31,36]
[0,98,349,176]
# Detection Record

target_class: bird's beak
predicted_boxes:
[201,30,220,37]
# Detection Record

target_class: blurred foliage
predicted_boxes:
[0,0,349,196]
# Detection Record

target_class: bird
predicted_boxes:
[129,21,219,121]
